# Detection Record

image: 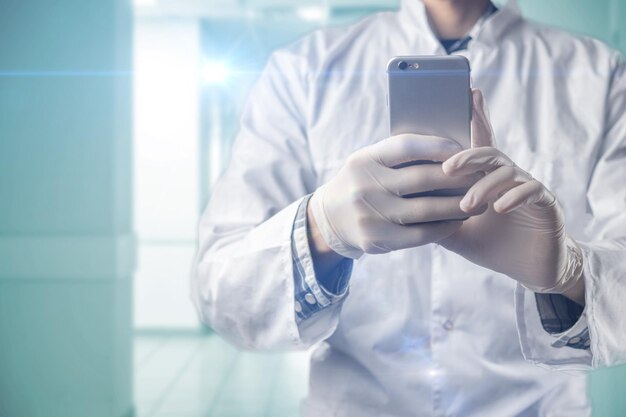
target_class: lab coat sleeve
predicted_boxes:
[515,53,626,370]
[191,49,344,350]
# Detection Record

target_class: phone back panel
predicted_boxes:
[387,56,471,149]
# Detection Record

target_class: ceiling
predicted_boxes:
[134,0,400,18]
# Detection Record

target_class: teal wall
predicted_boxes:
[0,1,134,416]
[517,0,625,50]
[517,1,626,416]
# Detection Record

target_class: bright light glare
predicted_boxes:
[134,0,156,6]
[201,61,230,85]
[297,6,329,22]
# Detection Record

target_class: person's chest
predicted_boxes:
[305,41,605,238]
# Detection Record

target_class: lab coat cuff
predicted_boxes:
[291,195,352,322]
[576,241,626,368]
[292,196,332,308]
[515,282,592,371]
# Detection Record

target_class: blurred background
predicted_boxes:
[1,0,625,416]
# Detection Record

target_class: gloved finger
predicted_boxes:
[368,134,463,168]
[382,163,483,196]
[493,179,555,213]
[385,195,476,224]
[471,88,496,148]
[460,165,532,212]
[381,220,464,252]
[442,146,514,176]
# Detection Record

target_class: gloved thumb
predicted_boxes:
[471,88,496,148]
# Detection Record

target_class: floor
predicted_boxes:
[134,334,310,417]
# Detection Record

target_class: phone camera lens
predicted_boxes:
[398,61,408,70]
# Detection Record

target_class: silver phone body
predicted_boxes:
[387,55,471,149]
[387,56,471,200]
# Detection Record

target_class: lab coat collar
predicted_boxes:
[399,0,523,49]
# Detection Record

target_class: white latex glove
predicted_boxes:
[440,89,584,295]
[309,134,482,259]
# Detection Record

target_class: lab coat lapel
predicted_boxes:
[471,1,524,48]
[397,0,443,54]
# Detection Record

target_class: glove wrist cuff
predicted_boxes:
[309,186,363,260]
[522,236,584,294]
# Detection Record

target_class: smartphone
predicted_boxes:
[387,55,471,198]
[387,55,471,149]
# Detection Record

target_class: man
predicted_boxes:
[191,0,626,415]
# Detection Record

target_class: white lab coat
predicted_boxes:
[192,1,626,416]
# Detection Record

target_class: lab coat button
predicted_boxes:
[443,320,454,330]
[294,301,303,313]
[568,336,581,345]
[304,293,317,305]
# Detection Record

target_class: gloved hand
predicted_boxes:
[309,134,483,259]
[439,89,585,296]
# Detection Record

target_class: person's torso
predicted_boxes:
[291,3,615,416]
